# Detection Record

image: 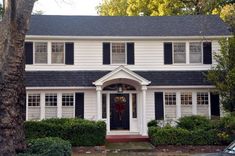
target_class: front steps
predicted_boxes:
[106,135,149,143]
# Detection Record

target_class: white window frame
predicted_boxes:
[165,92,177,105]
[34,42,48,65]
[62,93,74,107]
[51,42,65,65]
[172,42,186,64]
[197,92,209,105]
[110,42,127,65]
[189,42,203,64]
[33,41,65,65]
[45,93,58,107]
[28,93,41,107]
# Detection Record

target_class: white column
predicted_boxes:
[96,86,102,120]
[57,93,62,118]
[142,86,147,136]
[40,93,45,120]
[176,92,181,119]
[192,92,197,115]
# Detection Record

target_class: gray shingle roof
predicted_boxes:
[27,15,231,37]
[25,71,211,87]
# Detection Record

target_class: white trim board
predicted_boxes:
[26,35,232,40]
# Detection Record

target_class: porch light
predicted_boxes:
[117,84,123,93]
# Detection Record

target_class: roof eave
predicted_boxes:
[25,35,233,40]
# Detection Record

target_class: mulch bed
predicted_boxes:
[73,145,226,154]
[155,145,226,154]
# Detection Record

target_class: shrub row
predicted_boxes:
[148,127,219,146]
[148,115,235,146]
[24,118,106,146]
[18,137,71,156]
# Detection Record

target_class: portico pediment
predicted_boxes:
[93,66,151,86]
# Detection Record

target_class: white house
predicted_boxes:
[25,15,231,136]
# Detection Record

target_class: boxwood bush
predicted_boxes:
[177,115,213,130]
[18,137,71,156]
[24,118,106,146]
[148,115,235,146]
[148,127,219,146]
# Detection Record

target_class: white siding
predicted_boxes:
[62,107,74,118]
[83,90,97,120]
[165,105,176,119]
[45,107,57,119]
[146,90,156,123]
[28,107,40,120]
[181,105,193,117]
[26,40,220,71]
[197,105,209,117]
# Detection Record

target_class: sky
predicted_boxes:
[33,0,103,15]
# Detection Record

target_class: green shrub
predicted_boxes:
[147,120,159,127]
[148,126,219,146]
[148,127,191,145]
[24,118,106,146]
[18,137,71,156]
[177,115,212,130]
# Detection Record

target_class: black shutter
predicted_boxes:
[25,42,33,64]
[127,42,135,65]
[203,42,212,64]
[210,92,220,117]
[103,42,110,64]
[65,42,74,65]
[155,92,164,120]
[75,93,84,119]
[164,42,173,64]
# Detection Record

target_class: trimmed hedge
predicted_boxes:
[18,137,71,156]
[177,115,213,130]
[148,127,219,145]
[148,115,235,146]
[24,118,106,146]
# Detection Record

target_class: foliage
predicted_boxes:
[97,0,228,16]
[147,120,159,127]
[24,118,106,146]
[148,115,235,145]
[220,4,235,33]
[177,115,213,130]
[18,137,71,156]
[207,37,235,112]
[148,126,219,145]
[0,4,3,17]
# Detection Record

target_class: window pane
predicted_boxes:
[45,93,57,106]
[132,94,137,118]
[181,92,192,105]
[165,92,176,105]
[28,94,40,106]
[35,42,47,64]
[62,93,74,106]
[174,43,186,63]
[102,94,107,119]
[190,42,202,63]
[52,42,64,64]
[197,92,208,105]
[112,43,125,64]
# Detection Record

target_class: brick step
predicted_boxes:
[106,135,149,143]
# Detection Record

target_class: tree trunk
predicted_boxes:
[0,0,35,155]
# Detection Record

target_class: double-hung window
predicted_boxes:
[173,43,186,63]
[190,42,202,63]
[181,92,192,105]
[165,92,176,105]
[52,42,65,64]
[28,94,40,106]
[111,43,126,64]
[35,42,48,64]
[197,92,209,105]
[45,93,57,106]
[62,93,74,106]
